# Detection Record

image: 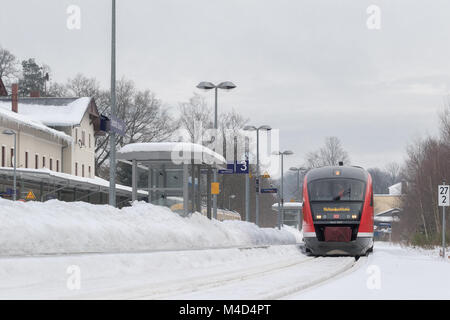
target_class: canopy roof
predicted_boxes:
[117,142,226,166]
[272,202,303,209]
[0,167,147,197]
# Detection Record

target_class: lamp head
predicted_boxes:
[217,81,236,90]
[196,81,216,90]
[243,125,257,131]
[258,125,272,131]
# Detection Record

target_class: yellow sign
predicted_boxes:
[211,182,220,195]
[323,207,350,212]
[263,172,270,179]
[26,190,36,200]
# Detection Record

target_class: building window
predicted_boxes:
[50,158,53,171]
[75,162,78,176]
[25,152,28,169]
[89,134,91,148]
[42,156,46,168]
[88,166,91,178]
[75,128,78,144]
[56,160,59,172]
[10,148,14,167]
[1,146,5,167]
[35,154,38,169]
[82,164,85,177]
[82,131,85,147]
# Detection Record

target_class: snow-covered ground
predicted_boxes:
[3,241,447,300]
[287,242,450,300]
[0,198,448,300]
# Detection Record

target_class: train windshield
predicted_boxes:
[308,179,365,202]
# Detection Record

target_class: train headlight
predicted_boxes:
[352,215,357,219]
[316,215,322,219]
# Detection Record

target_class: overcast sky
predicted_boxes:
[1,0,449,172]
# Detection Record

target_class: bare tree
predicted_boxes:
[0,46,19,86]
[385,162,401,186]
[219,109,249,160]
[367,167,391,194]
[177,93,213,143]
[46,82,69,97]
[439,100,450,143]
[96,78,177,175]
[399,135,450,245]
[66,73,102,97]
[306,136,350,168]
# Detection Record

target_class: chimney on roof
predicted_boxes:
[12,84,18,113]
[30,90,40,98]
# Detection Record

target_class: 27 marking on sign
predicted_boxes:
[438,185,449,207]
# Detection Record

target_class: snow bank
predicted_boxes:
[0,199,301,256]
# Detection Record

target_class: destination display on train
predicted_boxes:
[311,203,362,220]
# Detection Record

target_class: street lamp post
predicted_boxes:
[244,125,271,227]
[196,81,236,219]
[245,135,250,222]
[289,166,306,201]
[274,150,294,229]
[109,0,117,207]
[3,130,17,201]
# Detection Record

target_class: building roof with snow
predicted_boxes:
[0,96,101,130]
[0,103,72,142]
[388,182,402,195]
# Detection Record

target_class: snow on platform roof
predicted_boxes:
[0,167,148,196]
[0,106,72,142]
[272,202,303,209]
[0,97,92,126]
[117,142,227,166]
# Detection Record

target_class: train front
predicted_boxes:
[302,166,374,256]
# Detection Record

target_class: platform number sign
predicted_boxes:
[438,185,449,207]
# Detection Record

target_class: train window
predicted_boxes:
[308,179,365,201]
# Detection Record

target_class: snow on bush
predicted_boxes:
[0,199,301,256]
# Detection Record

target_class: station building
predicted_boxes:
[0,78,145,205]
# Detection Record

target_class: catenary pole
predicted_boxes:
[245,136,250,222]
[256,129,260,226]
[213,87,218,219]
[109,0,117,207]
[13,132,16,201]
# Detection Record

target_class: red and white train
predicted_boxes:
[302,165,374,256]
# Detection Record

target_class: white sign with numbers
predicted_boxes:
[438,185,449,207]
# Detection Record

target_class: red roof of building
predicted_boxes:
[0,78,7,96]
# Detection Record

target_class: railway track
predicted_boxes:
[153,255,362,300]
[74,254,365,300]
[0,244,368,299]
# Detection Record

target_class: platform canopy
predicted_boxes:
[116,142,226,217]
[271,202,303,210]
[117,142,226,166]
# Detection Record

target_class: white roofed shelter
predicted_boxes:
[117,142,226,216]
[272,202,303,230]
